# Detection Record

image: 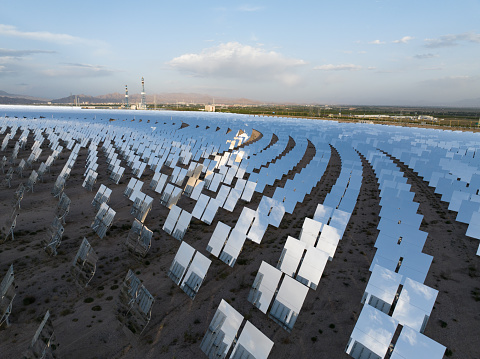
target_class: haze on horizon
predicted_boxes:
[0,0,479,107]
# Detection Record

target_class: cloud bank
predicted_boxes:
[42,63,114,77]
[0,48,56,58]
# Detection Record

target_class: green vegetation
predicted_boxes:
[60,309,73,316]
[215,104,480,129]
[471,288,480,301]
[23,296,36,306]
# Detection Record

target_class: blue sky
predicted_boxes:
[1,0,479,105]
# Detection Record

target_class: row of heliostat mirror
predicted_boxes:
[345,142,445,358]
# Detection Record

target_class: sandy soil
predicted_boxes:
[0,124,477,359]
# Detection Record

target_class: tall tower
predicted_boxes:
[140,77,146,110]
[125,85,129,108]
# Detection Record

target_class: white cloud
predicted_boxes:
[393,36,414,44]
[42,63,114,77]
[0,24,104,46]
[168,42,306,85]
[314,64,362,71]
[237,5,264,12]
[425,32,480,48]
[369,40,385,45]
[413,53,438,59]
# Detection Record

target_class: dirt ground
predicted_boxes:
[0,122,478,359]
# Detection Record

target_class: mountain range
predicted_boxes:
[51,92,263,105]
[0,90,262,106]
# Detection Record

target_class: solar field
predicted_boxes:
[1,105,479,358]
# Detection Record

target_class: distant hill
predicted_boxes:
[0,90,47,104]
[0,96,38,105]
[51,94,119,104]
